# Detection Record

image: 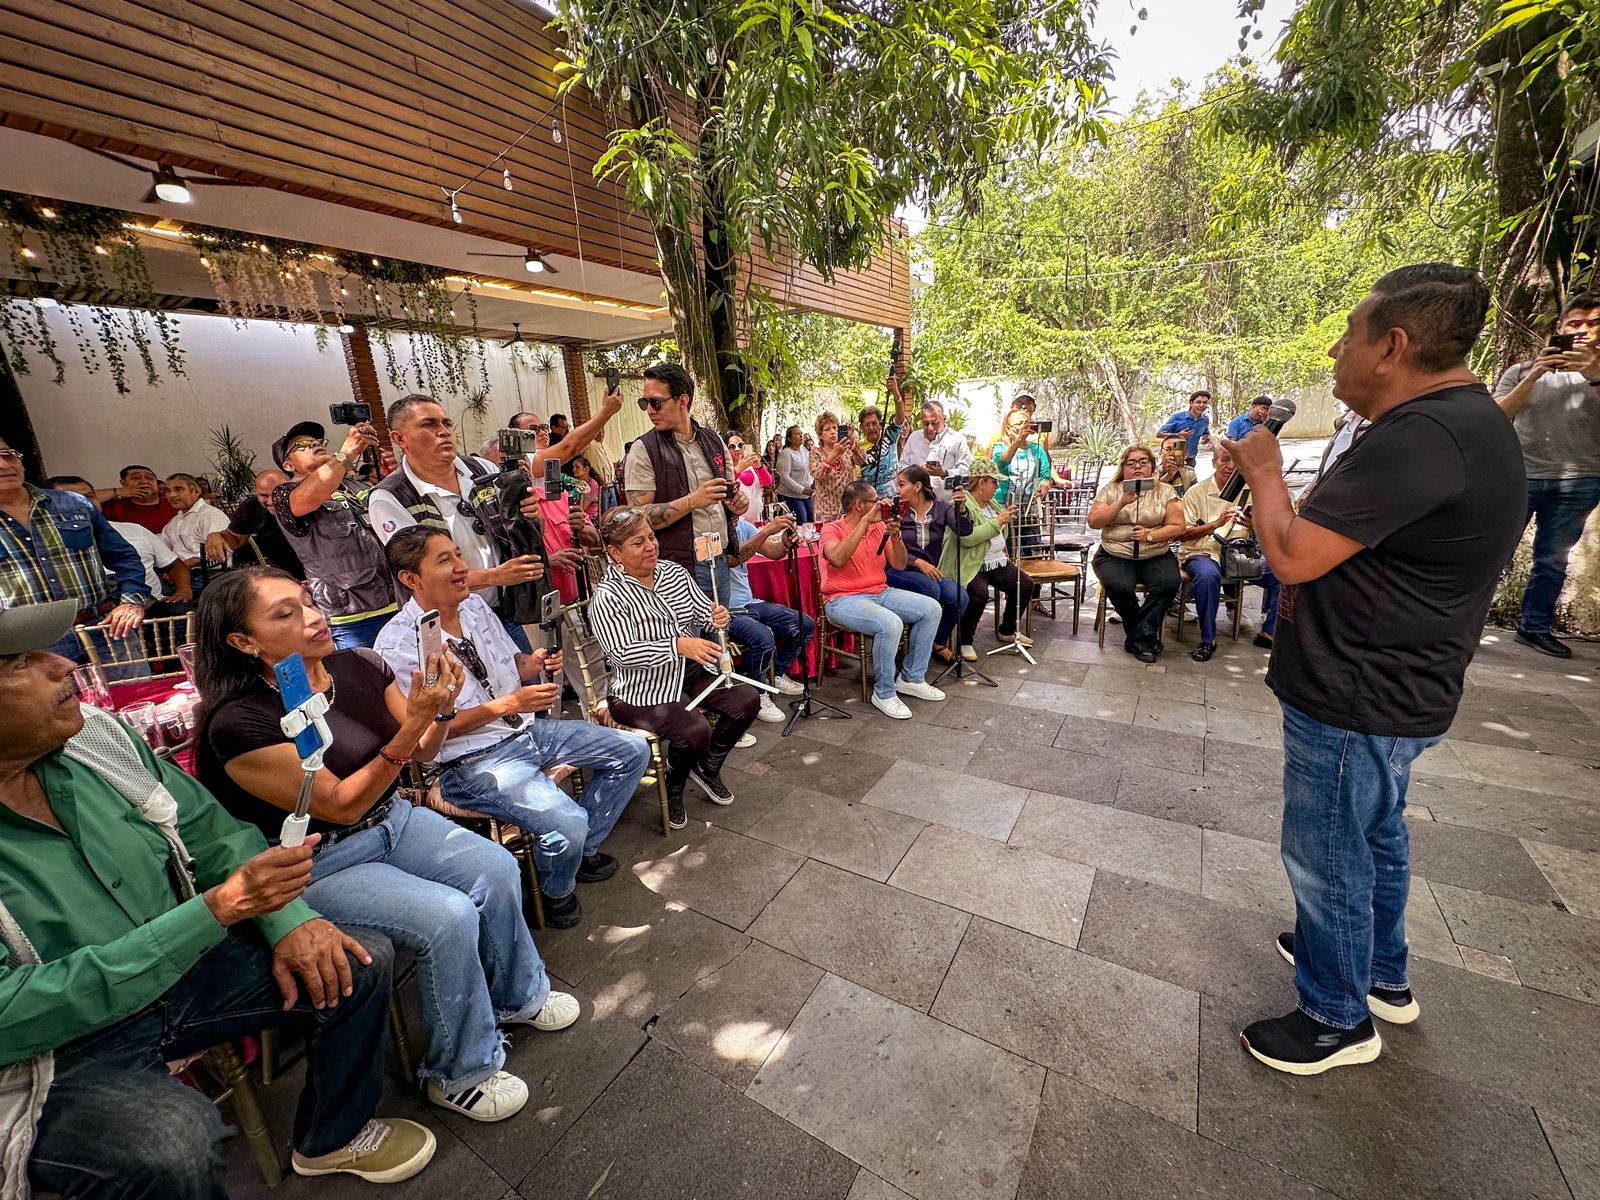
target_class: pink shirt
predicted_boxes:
[820,516,888,602]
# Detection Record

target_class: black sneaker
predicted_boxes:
[1190,641,1216,662]
[540,891,582,929]
[1253,633,1274,649]
[1516,629,1573,658]
[1134,647,1158,664]
[688,768,735,806]
[1274,933,1421,1025]
[667,792,688,830]
[576,852,618,883]
[1239,1009,1382,1075]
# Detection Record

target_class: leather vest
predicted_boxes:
[641,424,736,570]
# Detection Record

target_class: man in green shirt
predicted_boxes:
[0,600,436,1195]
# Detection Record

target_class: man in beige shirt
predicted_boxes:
[1178,444,1280,660]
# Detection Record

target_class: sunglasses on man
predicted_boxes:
[636,395,673,412]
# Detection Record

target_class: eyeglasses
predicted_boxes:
[1124,457,1154,466]
[448,636,523,729]
[726,440,744,450]
[637,396,671,412]
[519,422,550,433]
[0,450,23,463]
[287,438,327,454]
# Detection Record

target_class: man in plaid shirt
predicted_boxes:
[0,439,152,661]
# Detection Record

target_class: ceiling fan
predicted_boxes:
[81,147,257,206]
[502,322,526,347]
[469,247,558,275]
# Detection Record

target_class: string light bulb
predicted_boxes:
[551,119,562,145]
[39,207,56,219]
[198,255,210,267]
[706,44,717,65]
[337,322,356,334]
[502,165,514,191]
[450,194,462,224]
[620,82,631,103]
[94,244,108,256]
[18,247,34,259]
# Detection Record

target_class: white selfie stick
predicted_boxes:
[277,690,333,848]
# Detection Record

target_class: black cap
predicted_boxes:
[272,421,326,470]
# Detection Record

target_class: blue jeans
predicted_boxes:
[729,600,814,678]
[329,610,397,649]
[1183,556,1280,643]
[782,495,814,524]
[500,613,534,653]
[440,719,651,900]
[1279,701,1441,1029]
[30,924,393,1198]
[1521,475,1600,633]
[823,586,942,698]
[307,798,546,1091]
[885,564,963,648]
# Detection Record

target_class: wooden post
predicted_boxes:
[558,343,592,424]
[340,326,392,450]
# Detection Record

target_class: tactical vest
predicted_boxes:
[372,454,497,532]
[276,480,395,620]
[641,424,737,570]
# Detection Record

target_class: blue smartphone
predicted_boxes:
[273,653,325,760]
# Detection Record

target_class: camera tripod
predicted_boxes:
[685,532,781,711]
[779,532,850,736]
[985,483,1038,665]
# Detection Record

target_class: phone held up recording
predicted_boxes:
[417,608,444,687]
[1548,332,1578,353]
[328,402,370,425]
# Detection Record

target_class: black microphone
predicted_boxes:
[1219,398,1297,502]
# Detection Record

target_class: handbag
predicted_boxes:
[1220,536,1265,581]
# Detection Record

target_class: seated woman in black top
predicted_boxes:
[195,567,578,1125]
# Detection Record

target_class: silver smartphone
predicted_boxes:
[417,608,443,686]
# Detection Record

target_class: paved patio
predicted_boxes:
[230,611,1600,1200]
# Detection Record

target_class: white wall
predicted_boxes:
[8,304,573,486]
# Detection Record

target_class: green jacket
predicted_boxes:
[939,497,1005,586]
[0,738,317,1065]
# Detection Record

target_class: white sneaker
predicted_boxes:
[871,692,913,720]
[513,990,581,1032]
[757,693,786,723]
[427,1070,529,1123]
[735,731,758,748]
[960,645,978,662]
[895,676,946,703]
[773,674,805,696]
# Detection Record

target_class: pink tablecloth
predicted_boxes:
[107,677,197,774]
[746,542,832,676]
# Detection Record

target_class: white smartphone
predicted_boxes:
[417,608,443,686]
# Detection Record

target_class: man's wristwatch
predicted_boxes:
[334,451,354,472]
[118,594,153,609]
[434,710,457,724]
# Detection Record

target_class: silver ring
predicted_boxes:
[446,683,457,693]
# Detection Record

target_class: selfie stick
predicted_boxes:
[685,532,780,711]
[781,524,850,734]
[273,653,332,848]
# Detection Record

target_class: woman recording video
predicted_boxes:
[994,407,1071,558]
[954,458,1040,649]
[885,465,972,662]
[194,568,579,1124]
[588,507,760,828]
[811,411,864,523]
[1088,444,1186,662]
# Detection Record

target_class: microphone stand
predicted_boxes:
[780,531,850,735]
[986,482,1037,665]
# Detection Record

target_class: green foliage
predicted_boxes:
[558,0,1111,424]
[909,87,1467,438]
[207,426,257,510]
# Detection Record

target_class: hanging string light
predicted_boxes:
[551,119,563,145]
[502,165,514,191]
[450,192,463,224]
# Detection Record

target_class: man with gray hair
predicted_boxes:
[1224,264,1524,1076]
[898,398,972,500]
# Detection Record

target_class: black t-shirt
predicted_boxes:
[228,496,304,577]
[197,649,401,839]
[1266,383,1525,737]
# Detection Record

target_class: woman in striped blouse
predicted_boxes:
[588,507,760,828]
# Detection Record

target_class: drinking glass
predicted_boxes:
[72,665,112,710]
[120,701,158,745]
[176,643,199,691]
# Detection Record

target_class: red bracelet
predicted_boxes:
[378,748,410,768]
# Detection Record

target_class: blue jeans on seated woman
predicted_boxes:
[306,797,548,1093]
[823,586,942,698]
[729,600,815,678]
[1183,555,1280,643]
[1279,701,1440,1029]
[438,718,651,899]
[884,564,963,649]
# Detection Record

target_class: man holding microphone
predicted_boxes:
[1223,265,1524,1075]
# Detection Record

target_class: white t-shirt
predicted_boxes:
[161,499,230,561]
[111,520,178,595]
[900,426,972,498]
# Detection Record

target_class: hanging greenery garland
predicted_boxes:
[0,191,498,401]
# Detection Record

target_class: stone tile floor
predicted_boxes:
[229,616,1600,1200]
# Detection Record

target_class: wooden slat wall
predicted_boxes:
[0,0,909,331]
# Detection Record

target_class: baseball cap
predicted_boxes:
[272,421,327,469]
[0,599,77,656]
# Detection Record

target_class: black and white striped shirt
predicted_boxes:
[589,559,715,706]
